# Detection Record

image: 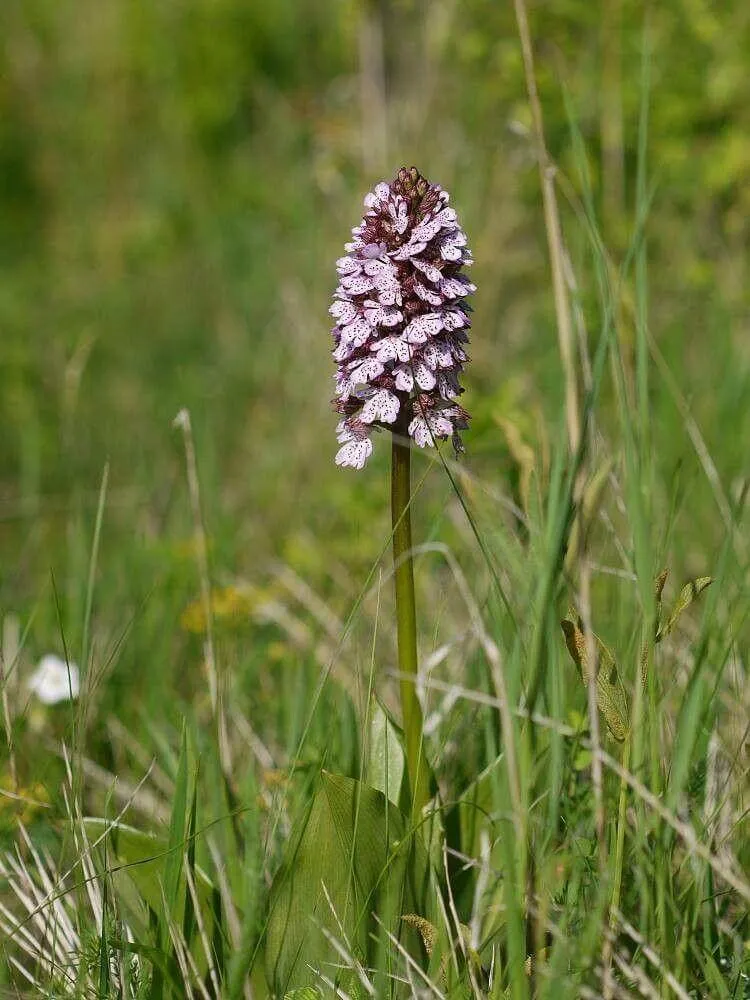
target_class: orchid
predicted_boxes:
[330,168,475,819]
[331,167,474,469]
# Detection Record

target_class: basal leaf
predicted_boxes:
[265,771,433,996]
[367,696,406,809]
[164,724,191,925]
[81,818,216,973]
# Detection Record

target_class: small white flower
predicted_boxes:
[330,298,358,323]
[348,358,385,385]
[335,438,373,469]
[27,654,80,705]
[403,313,444,344]
[394,363,436,393]
[412,216,444,243]
[414,281,443,307]
[412,258,443,283]
[360,389,400,425]
[408,411,454,448]
[371,336,413,364]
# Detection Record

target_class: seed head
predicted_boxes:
[331,167,475,469]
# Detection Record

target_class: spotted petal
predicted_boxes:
[391,239,427,261]
[408,417,432,448]
[404,313,444,344]
[443,309,469,331]
[430,414,454,437]
[413,363,437,390]
[336,419,353,443]
[440,276,475,299]
[412,258,443,283]
[330,299,358,323]
[376,280,402,307]
[360,390,400,425]
[364,258,396,279]
[438,231,467,261]
[389,198,409,235]
[395,363,436,392]
[348,358,385,384]
[435,207,457,227]
[412,216,444,243]
[363,183,390,209]
[438,372,460,399]
[371,336,413,363]
[335,438,373,469]
[394,366,413,392]
[335,372,354,399]
[342,274,376,295]
[364,300,403,327]
[336,256,361,276]
[340,315,375,350]
[414,281,443,307]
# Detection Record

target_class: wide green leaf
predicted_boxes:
[265,771,433,996]
[82,818,169,918]
[81,817,217,975]
[367,697,406,809]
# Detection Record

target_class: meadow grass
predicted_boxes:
[1,2,749,997]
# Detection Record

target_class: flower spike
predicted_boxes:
[332,167,475,468]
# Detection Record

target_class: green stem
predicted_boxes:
[610,734,630,916]
[391,434,430,819]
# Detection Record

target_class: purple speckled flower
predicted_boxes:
[332,167,475,470]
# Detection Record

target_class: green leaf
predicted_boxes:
[665,668,709,813]
[657,576,713,640]
[83,818,167,917]
[110,937,184,992]
[560,614,629,741]
[265,771,433,996]
[98,868,110,996]
[182,761,200,952]
[444,753,506,920]
[80,818,216,969]
[367,696,406,809]
[450,754,504,863]
[164,725,191,925]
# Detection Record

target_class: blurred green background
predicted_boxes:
[1,0,749,732]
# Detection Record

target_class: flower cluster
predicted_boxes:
[331,167,475,469]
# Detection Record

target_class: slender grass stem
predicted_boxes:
[513,0,580,458]
[610,734,631,914]
[391,434,430,819]
[174,408,232,785]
